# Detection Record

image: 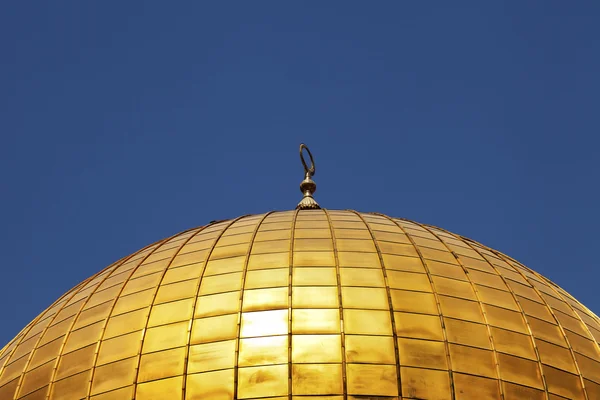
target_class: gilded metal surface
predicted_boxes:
[296,144,320,210]
[1,210,600,400]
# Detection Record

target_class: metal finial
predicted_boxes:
[296,143,320,210]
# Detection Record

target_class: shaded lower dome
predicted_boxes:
[1,210,600,400]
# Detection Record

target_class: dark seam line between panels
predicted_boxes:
[288,209,300,400]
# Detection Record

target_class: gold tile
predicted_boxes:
[339,268,385,287]
[240,309,288,337]
[186,369,234,400]
[292,286,338,308]
[138,347,185,382]
[448,343,497,378]
[345,335,395,364]
[238,335,288,366]
[292,309,340,334]
[191,314,239,344]
[188,340,236,373]
[194,291,240,318]
[387,271,432,292]
[347,364,398,396]
[344,309,392,335]
[390,290,438,314]
[398,337,447,369]
[238,364,288,398]
[136,375,183,400]
[341,287,388,309]
[292,364,343,395]
[394,312,444,341]
[400,367,451,400]
[292,335,342,363]
[444,318,491,349]
[140,321,189,354]
[245,268,289,289]
[293,267,337,286]
[91,357,137,395]
[147,298,194,327]
[453,372,501,400]
[242,287,288,311]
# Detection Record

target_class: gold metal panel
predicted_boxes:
[294,238,333,252]
[245,268,289,289]
[293,267,337,286]
[483,304,528,334]
[344,309,392,335]
[292,364,343,395]
[334,228,372,239]
[138,347,185,382]
[453,373,501,400]
[251,239,290,254]
[426,261,467,281]
[155,279,198,304]
[543,365,585,399]
[136,375,183,399]
[29,338,63,369]
[209,244,248,260]
[467,268,506,288]
[18,360,53,396]
[379,242,419,258]
[390,289,438,314]
[75,300,113,329]
[243,287,288,311]
[187,340,236,373]
[238,335,288,366]
[536,340,577,373]
[336,239,376,253]
[497,353,544,389]
[292,309,340,334]
[198,272,243,295]
[247,252,289,270]
[397,337,447,369]
[97,330,142,365]
[502,382,545,400]
[292,286,338,308]
[238,364,288,398]
[63,320,104,353]
[191,314,239,344]
[292,335,342,363]
[345,335,395,364]
[55,344,96,380]
[186,369,234,400]
[431,276,476,301]
[204,255,245,275]
[121,273,162,296]
[147,298,194,327]
[293,251,336,267]
[567,330,600,360]
[339,268,385,287]
[90,357,137,395]
[448,343,497,378]
[438,295,484,323]
[387,271,432,292]
[394,312,444,341]
[50,370,91,400]
[142,321,188,353]
[112,289,154,315]
[240,309,288,337]
[419,247,458,265]
[400,366,451,400]
[576,352,600,386]
[381,254,424,273]
[254,229,290,241]
[476,285,519,310]
[337,251,380,268]
[194,291,240,318]
[341,287,389,309]
[444,318,491,349]
[346,364,399,396]
[527,317,567,346]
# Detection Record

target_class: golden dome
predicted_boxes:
[1,210,600,400]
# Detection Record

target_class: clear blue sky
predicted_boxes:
[1,2,599,346]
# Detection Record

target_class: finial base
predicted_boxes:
[297,195,321,210]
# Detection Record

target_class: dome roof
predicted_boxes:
[1,210,599,400]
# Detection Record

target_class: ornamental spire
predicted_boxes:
[296,143,321,210]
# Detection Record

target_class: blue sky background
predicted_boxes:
[1,2,599,346]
